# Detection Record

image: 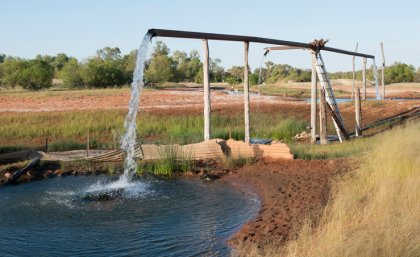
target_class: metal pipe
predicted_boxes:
[148,28,375,59]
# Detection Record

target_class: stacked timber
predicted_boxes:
[225,139,293,159]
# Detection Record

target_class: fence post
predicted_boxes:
[355,87,362,136]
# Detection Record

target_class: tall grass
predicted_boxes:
[0,110,307,152]
[238,122,420,257]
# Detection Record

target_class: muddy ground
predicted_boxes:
[223,158,352,249]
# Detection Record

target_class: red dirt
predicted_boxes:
[224,158,351,248]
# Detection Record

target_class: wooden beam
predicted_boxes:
[310,52,318,144]
[148,28,375,59]
[381,42,385,100]
[203,39,211,141]
[351,43,358,99]
[319,88,328,145]
[355,87,362,136]
[362,57,367,100]
[244,41,250,144]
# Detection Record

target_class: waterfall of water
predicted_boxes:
[372,59,381,100]
[119,33,152,183]
[257,53,267,85]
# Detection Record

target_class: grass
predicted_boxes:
[236,122,420,257]
[290,135,378,160]
[0,110,307,153]
[137,146,194,177]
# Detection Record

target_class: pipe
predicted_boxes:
[148,28,375,59]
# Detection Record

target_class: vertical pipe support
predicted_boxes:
[310,52,318,144]
[203,39,211,141]
[380,42,385,100]
[362,57,367,100]
[244,41,250,144]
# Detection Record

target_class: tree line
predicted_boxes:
[0,42,419,90]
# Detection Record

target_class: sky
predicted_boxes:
[1,0,419,72]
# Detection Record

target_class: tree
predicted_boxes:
[0,53,5,63]
[415,67,420,83]
[82,47,128,88]
[209,58,224,82]
[153,41,170,57]
[0,58,28,88]
[18,59,54,90]
[225,66,244,85]
[52,53,69,74]
[384,62,415,84]
[61,58,84,88]
[144,55,173,86]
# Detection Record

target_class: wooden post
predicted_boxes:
[244,41,250,144]
[45,138,48,153]
[355,87,362,136]
[362,57,367,100]
[380,42,385,100]
[202,39,211,141]
[351,43,358,99]
[86,131,90,157]
[319,88,328,144]
[310,52,318,144]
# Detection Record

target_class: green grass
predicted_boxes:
[0,110,307,153]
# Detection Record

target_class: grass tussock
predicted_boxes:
[137,146,194,177]
[238,122,420,257]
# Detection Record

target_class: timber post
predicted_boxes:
[310,52,318,144]
[244,41,250,144]
[380,42,385,100]
[352,43,358,99]
[319,88,328,144]
[362,57,367,100]
[202,39,211,140]
[45,138,48,153]
[355,87,362,136]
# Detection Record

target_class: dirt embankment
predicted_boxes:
[224,158,352,248]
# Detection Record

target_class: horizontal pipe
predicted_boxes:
[148,28,375,59]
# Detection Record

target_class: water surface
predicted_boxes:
[0,176,259,257]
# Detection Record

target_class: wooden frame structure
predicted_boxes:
[148,28,375,143]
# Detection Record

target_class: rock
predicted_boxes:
[200,172,220,182]
[4,172,12,179]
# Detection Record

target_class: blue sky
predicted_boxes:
[1,0,419,71]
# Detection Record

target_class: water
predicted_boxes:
[120,33,152,183]
[0,176,260,256]
[372,59,381,100]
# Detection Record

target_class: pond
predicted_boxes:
[0,175,259,257]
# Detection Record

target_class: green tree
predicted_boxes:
[144,55,173,85]
[0,53,5,63]
[82,47,128,88]
[384,62,415,84]
[52,53,69,74]
[0,58,28,88]
[61,58,85,88]
[18,59,54,90]
[209,58,224,82]
[225,66,244,85]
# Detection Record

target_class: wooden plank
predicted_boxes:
[148,29,375,59]
[319,88,328,145]
[244,41,250,144]
[310,52,318,144]
[202,39,211,140]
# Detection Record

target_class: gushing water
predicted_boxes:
[372,59,381,100]
[119,33,152,184]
